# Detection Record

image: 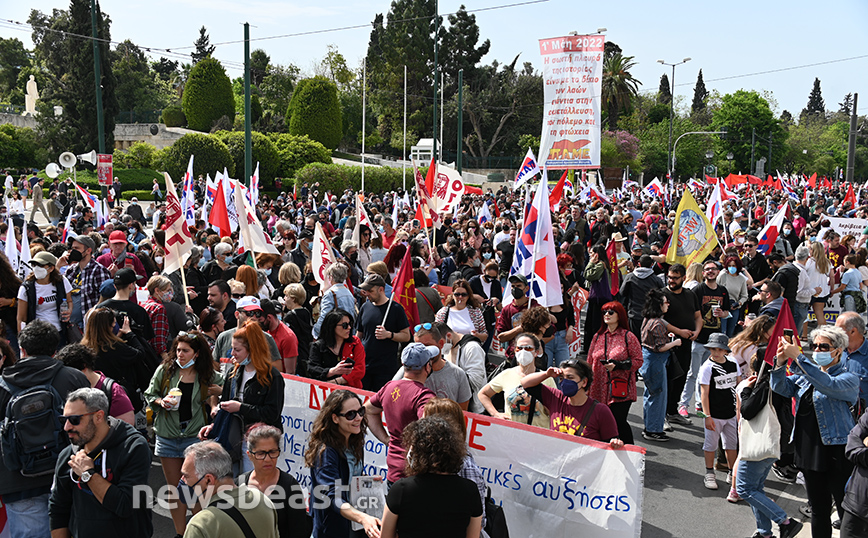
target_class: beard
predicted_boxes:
[69,421,97,448]
[668,282,682,291]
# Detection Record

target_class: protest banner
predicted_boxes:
[277,374,645,538]
[97,154,113,187]
[817,216,868,240]
[538,34,605,169]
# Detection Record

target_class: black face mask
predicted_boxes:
[68,249,83,263]
[306,272,315,283]
[511,287,525,299]
[349,253,359,264]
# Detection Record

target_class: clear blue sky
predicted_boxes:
[4,0,867,117]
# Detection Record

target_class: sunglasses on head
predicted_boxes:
[336,409,363,421]
[415,323,433,332]
[59,411,98,426]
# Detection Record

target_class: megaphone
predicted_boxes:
[45,163,61,179]
[77,150,97,165]
[59,152,77,169]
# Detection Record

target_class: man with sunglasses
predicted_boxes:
[49,387,153,538]
[0,321,89,538]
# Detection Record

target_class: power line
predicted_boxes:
[676,54,868,86]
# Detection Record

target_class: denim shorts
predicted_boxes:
[154,434,200,458]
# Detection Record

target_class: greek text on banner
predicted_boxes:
[277,373,645,538]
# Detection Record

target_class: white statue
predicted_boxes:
[24,75,38,116]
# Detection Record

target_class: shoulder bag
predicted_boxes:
[738,379,780,462]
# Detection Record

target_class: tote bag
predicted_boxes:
[738,383,781,462]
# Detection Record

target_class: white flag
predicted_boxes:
[4,219,18,275]
[312,221,334,286]
[162,172,195,274]
[234,180,279,255]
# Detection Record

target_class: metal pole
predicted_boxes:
[90,0,106,200]
[432,0,439,164]
[767,131,772,174]
[457,68,463,174]
[846,93,859,183]
[403,65,407,191]
[750,128,756,175]
[362,60,366,194]
[244,23,252,187]
[440,72,444,154]
[667,64,675,179]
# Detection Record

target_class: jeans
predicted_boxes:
[721,309,740,337]
[735,458,788,536]
[640,348,668,433]
[679,341,709,411]
[5,493,51,538]
[793,301,810,334]
[548,329,570,368]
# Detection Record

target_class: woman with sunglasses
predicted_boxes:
[587,301,642,445]
[306,390,382,538]
[239,423,312,538]
[434,279,487,342]
[308,309,366,388]
[144,331,222,537]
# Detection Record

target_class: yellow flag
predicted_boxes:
[665,188,719,267]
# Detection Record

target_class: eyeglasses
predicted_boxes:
[703,267,718,272]
[515,345,536,351]
[337,322,352,329]
[602,310,616,316]
[249,449,281,460]
[453,292,469,298]
[59,411,98,426]
[415,323,433,332]
[336,409,363,421]
[813,343,832,351]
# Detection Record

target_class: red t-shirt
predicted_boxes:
[370,379,435,483]
[269,322,299,373]
[537,385,619,442]
[382,230,398,250]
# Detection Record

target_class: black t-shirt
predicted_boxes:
[496,240,514,275]
[702,358,739,419]
[694,283,731,344]
[357,300,409,376]
[663,288,701,331]
[386,473,483,538]
[743,253,772,283]
[98,298,155,340]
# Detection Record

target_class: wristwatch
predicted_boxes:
[80,467,96,483]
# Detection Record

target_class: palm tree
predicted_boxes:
[602,53,641,131]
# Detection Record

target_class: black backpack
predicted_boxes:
[0,369,69,477]
[485,487,510,538]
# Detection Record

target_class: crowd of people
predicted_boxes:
[0,170,867,538]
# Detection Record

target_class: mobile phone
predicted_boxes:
[783,328,794,343]
[344,358,355,366]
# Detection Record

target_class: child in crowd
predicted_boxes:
[698,333,742,491]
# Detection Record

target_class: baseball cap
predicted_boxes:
[236,296,262,312]
[70,234,95,252]
[359,273,386,291]
[508,274,528,286]
[113,267,138,287]
[401,343,441,370]
[109,230,128,244]
[99,279,116,298]
[260,298,280,317]
[32,251,58,267]
[298,228,314,240]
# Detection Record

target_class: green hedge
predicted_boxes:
[270,134,332,178]
[120,189,154,201]
[212,130,280,182]
[35,168,161,191]
[291,162,420,193]
[162,105,186,128]
[158,132,234,181]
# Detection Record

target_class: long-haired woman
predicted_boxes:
[236,265,260,299]
[582,244,612,354]
[306,390,382,538]
[144,332,222,537]
[308,309,366,388]
[199,320,285,474]
[806,241,834,332]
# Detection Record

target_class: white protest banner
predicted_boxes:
[819,216,868,239]
[538,34,605,169]
[277,374,645,538]
[431,165,466,214]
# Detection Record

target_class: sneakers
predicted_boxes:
[667,413,691,426]
[772,464,798,483]
[726,488,741,503]
[678,405,689,418]
[778,518,803,538]
[704,472,718,490]
[663,418,673,432]
[726,470,733,484]
[642,430,670,442]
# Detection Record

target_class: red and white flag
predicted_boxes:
[311,221,334,286]
[513,148,541,191]
[162,172,195,274]
[234,179,279,255]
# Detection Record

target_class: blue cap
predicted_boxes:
[99,279,116,299]
[401,343,440,370]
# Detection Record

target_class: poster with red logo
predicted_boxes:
[538,35,604,169]
[97,154,113,187]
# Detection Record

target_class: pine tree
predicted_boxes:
[839,93,853,116]
[191,26,215,64]
[691,69,708,113]
[658,74,671,105]
[801,77,825,118]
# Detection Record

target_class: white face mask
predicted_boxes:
[33,266,48,280]
[441,341,453,356]
[154,256,164,265]
[516,349,535,366]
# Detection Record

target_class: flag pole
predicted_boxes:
[179,261,191,308]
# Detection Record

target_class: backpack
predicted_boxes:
[484,487,510,538]
[0,369,69,477]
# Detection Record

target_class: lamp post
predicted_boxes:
[705,149,714,178]
[657,57,691,181]
[726,152,734,176]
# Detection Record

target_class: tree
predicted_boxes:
[602,53,641,131]
[286,76,342,150]
[691,69,708,113]
[0,38,31,103]
[268,133,332,177]
[316,45,355,90]
[112,40,173,121]
[161,132,234,179]
[604,41,622,61]
[152,57,179,82]
[658,74,671,105]
[28,1,119,157]
[712,89,787,173]
[439,5,490,88]
[839,93,853,116]
[182,56,235,131]
[212,130,279,181]
[191,26,215,64]
[250,49,270,86]
[801,77,825,119]
[780,110,793,127]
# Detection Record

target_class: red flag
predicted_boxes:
[424,155,436,195]
[391,247,420,328]
[549,171,568,211]
[807,173,817,188]
[705,174,718,184]
[844,183,857,208]
[763,298,801,365]
[493,202,501,218]
[605,240,620,297]
[208,177,232,237]
[822,177,832,189]
[747,175,763,185]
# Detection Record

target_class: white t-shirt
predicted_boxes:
[17,276,73,330]
[447,307,475,335]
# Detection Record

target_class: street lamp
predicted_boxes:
[705,149,714,178]
[726,152,734,175]
[569,27,607,35]
[658,57,691,181]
